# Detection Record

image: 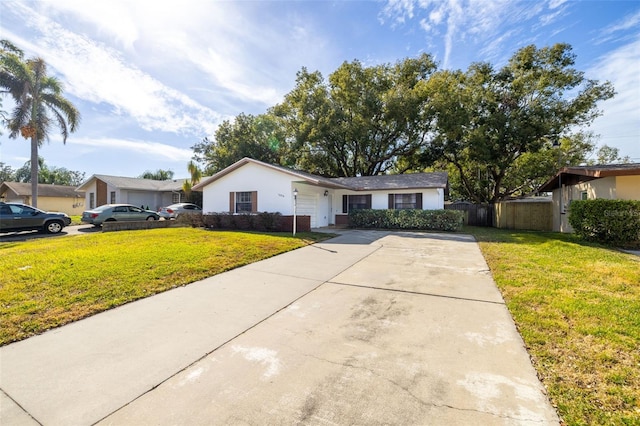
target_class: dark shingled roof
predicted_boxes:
[0,182,83,198]
[331,172,448,190]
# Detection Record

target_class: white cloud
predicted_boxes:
[69,137,193,162]
[601,9,640,35]
[3,2,223,138]
[380,0,569,68]
[22,0,333,112]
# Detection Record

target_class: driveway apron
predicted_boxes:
[0,230,559,425]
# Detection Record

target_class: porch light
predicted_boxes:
[324,190,329,197]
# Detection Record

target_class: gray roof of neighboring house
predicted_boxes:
[0,182,84,198]
[192,157,448,192]
[538,163,640,192]
[76,174,187,192]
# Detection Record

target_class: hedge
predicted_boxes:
[176,212,284,232]
[348,209,464,232]
[568,199,640,247]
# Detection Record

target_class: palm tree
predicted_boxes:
[182,160,202,202]
[0,41,80,207]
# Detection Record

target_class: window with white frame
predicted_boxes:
[342,194,372,213]
[388,193,422,210]
[394,193,416,209]
[236,192,253,213]
[110,191,116,204]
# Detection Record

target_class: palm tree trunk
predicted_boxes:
[30,134,38,208]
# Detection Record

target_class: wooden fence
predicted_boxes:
[493,199,552,231]
[445,202,494,227]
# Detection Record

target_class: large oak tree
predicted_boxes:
[419,44,614,202]
[273,54,437,177]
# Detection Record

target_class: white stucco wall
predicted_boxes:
[333,188,443,212]
[201,162,297,214]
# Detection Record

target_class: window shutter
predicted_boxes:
[388,194,394,209]
[342,195,348,213]
[251,191,258,212]
[229,192,235,213]
[416,193,423,209]
[365,195,372,209]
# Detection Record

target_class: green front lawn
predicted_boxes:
[470,227,640,425]
[0,228,329,346]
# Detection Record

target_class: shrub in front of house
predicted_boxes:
[348,209,464,231]
[178,212,284,232]
[568,199,640,247]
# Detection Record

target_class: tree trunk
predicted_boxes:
[30,135,38,208]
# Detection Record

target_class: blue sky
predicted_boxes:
[1,0,639,179]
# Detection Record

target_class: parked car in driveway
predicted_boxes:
[0,202,71,234]
[158,203,202,219]
[81,204,160,226]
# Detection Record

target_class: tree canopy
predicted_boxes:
[11,157,86,186]
[193,43,614,202]
[192,113,288,175]
[273,54,437,177]
[416,43,614,202]
[139,169,174,180]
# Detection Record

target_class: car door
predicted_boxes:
[8,205,41,229]
[111,206,130,221]
[127,206,144,221]
[0,204,14,231]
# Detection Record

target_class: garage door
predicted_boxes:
[296,194,316,228]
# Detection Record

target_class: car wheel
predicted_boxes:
[146,216,157,221]
[44,220,64,234]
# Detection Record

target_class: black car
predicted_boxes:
[0,202,72,234]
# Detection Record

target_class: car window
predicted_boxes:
[0,205,12,215]
[113,206,128,213]
[184,205,195,210]
[9,205,36,215]
[128,206,143,213]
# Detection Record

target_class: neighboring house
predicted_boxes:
[538,163,640,232]
[0,182,86,216]
[192,157,448,228]
[76,175,188,211]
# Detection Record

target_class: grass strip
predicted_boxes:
[469,226,640,425]
[0,228,330,345]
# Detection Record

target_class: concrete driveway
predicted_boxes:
[0,230,559,425]
[0,224,99,242]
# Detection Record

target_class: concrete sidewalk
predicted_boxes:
[0,230,559,425]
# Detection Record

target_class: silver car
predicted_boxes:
[81,204,160,226]
[158,203,202,219]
